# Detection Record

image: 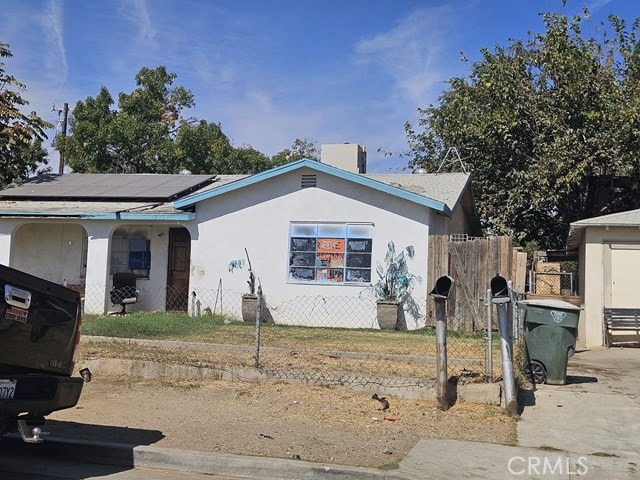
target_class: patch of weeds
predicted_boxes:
[512,340,530,388]
[378,460,400,470]
[538,445,563,451]
[591,451,620,458]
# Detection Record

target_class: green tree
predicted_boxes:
[0,42,50,187]
[60,66,194,173]
[174,120,234,174]
[61,66,288,176]
[226,144,271,173]
[271,138,319,165]
[406,11,640,249]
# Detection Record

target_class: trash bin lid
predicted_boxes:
[518,299,581,310]
[518,299,581,328]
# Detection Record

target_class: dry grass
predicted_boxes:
[51,375,518,469]
[82,312,496,379]
[72,315,517,469]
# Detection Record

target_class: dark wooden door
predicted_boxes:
[167,228,191,311]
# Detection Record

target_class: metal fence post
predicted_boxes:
[430,275,454,411]
[507,280,515,341]
[485,288,493,383]
[190,291,197,317]
[254,284,263,368]
[490,275,518,417]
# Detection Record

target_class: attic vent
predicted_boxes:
[301,174,317,188]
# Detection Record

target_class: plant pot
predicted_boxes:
[241,294,259,323]
[376,300,401,330]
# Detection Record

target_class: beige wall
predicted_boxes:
[581,226,640,347]
[188,167,448,328]
[13,222,87,284]
[6,219,181,314]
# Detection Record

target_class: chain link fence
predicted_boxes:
[531,271,578,296]
[80,283,499,396]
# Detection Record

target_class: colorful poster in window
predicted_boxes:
[317,253,344,268]
[317,238,345,253]
[288,223,373,285]
[328,269,344,282]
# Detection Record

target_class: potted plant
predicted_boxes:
[228,248,258,323]
[371,241,421,330]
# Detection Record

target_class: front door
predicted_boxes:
[167,228,191,311]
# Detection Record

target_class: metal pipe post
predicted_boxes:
[486,288,493,383]
[254,285,263,368]
[429,275,453,411]
[496,301,517,416]
[434,298,448,410]
[507,280,515,341]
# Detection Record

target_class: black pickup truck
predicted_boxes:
[0,264,87,442]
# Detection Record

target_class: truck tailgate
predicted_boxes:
[0,374,84,417]
[0,265,81,376]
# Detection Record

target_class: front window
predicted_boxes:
[110,227,151,279]
[288,223,373,284]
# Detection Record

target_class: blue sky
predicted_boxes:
[1,0,638,173]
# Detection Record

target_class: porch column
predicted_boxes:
[0,221,19,266]
[83,224,113,314]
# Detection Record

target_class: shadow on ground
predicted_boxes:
[517,372,599,415]
[45,419,165,446]
[0,422,164,479]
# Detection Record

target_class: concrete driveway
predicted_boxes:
[517,347,640,477]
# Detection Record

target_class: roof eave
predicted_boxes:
[174,159,453,216]
[0,212,196,221]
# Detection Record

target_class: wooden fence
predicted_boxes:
[426,235,527,332]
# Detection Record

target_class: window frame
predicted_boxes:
[110,227,151,279]
[288,222,373,285]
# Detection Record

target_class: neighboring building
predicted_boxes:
[0,146,480,328]
[566,208,640,347]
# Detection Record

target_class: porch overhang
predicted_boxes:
[0,200,195,221]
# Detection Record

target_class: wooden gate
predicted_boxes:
[427,236,527,331]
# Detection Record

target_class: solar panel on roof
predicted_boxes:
[0,174,217,201]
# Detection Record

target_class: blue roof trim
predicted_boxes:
[0,211,195,221]
[174,159,452,216]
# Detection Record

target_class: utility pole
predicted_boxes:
[57,102,68,176]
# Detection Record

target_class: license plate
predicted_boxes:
[0,379,16,400]
[5,306,28,323]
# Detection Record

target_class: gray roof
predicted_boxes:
[566,208,640,250]
[183,171,472,213]
[0,167,479,231]
[0,173,216,201]
[365,172,471,211]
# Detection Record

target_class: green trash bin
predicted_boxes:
[518,299,581,385]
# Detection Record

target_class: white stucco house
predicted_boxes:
[567,209,640,347]
[0,146,480,329]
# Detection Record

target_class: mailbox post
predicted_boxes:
[430,275,454,411]
[491,275,518,416]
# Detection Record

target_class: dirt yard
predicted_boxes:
[47,374,517,469]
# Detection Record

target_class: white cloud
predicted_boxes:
[121,0,156,47]
[38,0,67,86]
[354,5,458,109]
